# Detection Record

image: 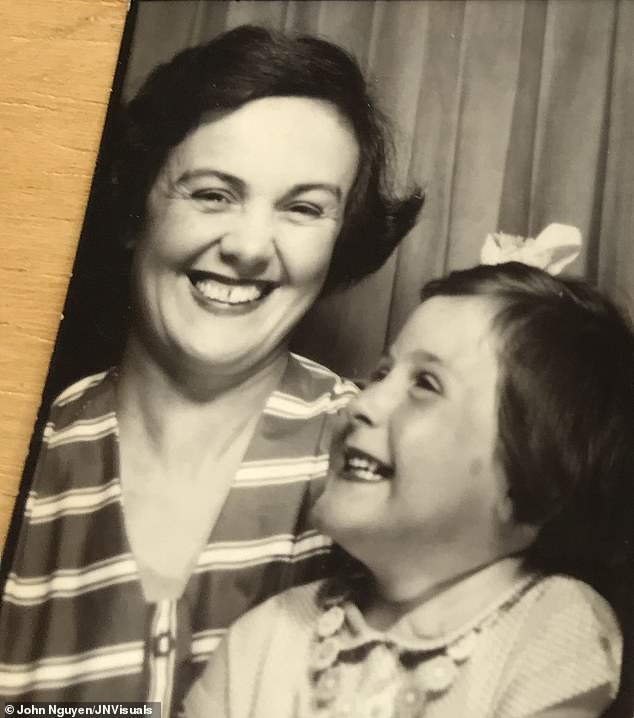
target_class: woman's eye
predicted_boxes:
[192,189,233,205]
[413,372,442,394]
[286,202,324,219]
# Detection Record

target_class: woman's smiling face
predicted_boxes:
[130,96,359,377]
[313,296,513,574]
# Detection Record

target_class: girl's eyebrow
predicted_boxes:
[409,348,458,380]
[391,346,455,378]
[385,347,444,365]
[410,349,444,366]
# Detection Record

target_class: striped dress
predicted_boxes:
[0,353,358,712]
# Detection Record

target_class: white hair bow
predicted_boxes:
[480,223,582,275]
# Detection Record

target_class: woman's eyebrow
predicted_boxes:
[175,172,341,204]
[284,183,343,203]
[176,168,246,194]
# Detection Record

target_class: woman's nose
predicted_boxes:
[219,205,276,274]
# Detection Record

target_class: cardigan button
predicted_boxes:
[310,637,340,671]
[447,630,478,663]
[317,605,345,638]
[152,631,175,657]
[418,654,457,694]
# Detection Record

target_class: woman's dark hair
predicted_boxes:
[421,262,634,606]
[112,24,423,292]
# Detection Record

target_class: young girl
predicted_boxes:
[185,262,633,718]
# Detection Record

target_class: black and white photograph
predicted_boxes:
[1,1,633,716]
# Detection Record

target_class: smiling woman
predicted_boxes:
[0,25,423,712]
[130,97,359,380]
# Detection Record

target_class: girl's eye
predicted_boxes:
[369,365,390,383]
[413,371,442,395]
[287,202,324,218]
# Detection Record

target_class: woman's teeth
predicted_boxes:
[194,278,266,305]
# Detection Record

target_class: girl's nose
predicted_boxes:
[349,377,395,428]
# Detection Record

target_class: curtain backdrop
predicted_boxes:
[122,0,633,380]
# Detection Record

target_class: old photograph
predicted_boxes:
[1,1,633,716]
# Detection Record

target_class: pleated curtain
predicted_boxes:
[124,0,634,379]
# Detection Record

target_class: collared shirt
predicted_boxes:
[0,353,357,711]
[185,574,622,718]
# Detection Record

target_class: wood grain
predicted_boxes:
[0,0,129,551]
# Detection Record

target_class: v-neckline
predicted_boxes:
[112,355,294,604]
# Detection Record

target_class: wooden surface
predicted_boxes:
[0,0,129,552]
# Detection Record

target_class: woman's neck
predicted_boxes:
[365,554,529,637]
[116,333,288,464]
[121,329,289,401]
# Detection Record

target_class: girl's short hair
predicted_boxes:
[112,24,423,292]
[422,262,634,604]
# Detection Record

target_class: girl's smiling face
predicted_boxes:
[313,296,519,576]
[130,96,359,379]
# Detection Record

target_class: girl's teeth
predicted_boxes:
[195,280,263,304]
[351,468,384,482]
[349,457,379,472]
[345,455,386,482]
